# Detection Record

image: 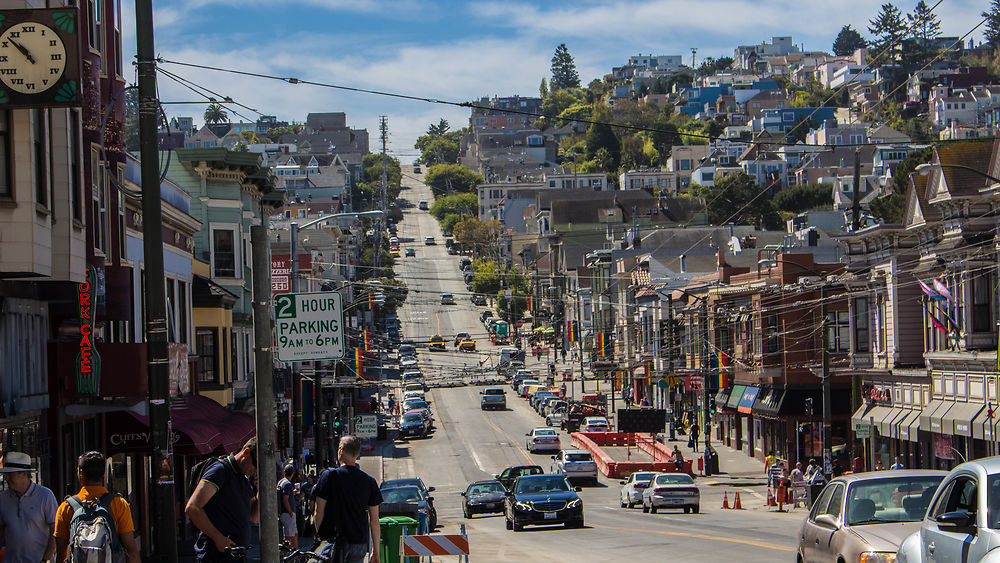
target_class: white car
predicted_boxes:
[440,293,455,305]
[418,200,429,210]
[619,471,658,509]
[525,427,560,453]
[400,357,418,368]
[403,390,426,402]
[550,450,599,485]
[545,407,566,427]
[582,417,610,432]
[641,473,701,514]
[424,236,435,245]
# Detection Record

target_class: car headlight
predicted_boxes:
[859,552,896,563]
[566,499,583,509]
[514,502,532,511]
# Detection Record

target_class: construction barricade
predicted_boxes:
[400,524,470,562]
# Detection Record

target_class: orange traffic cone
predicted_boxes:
[721,491,730,509]
[733,491,743,509]
[766,487,776,506]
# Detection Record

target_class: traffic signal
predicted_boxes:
[804,397,814,416]
[709,396,716,415]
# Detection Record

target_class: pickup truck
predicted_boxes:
[480,387,507,410]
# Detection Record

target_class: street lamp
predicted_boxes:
[914,162,1000,184]
[758,258,839,477]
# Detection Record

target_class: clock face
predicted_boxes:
[0,22,66,94]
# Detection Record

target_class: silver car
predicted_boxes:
[619,471,658,509]
[550,450,599,485]
[525,427,560,453]
[641,473,700,514]
[897,459,1000,563]
[796,469,946,563]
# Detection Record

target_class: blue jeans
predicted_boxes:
[341,543,368,563]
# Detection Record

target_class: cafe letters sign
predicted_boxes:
[77,266,101,395]
[863,384,891,406]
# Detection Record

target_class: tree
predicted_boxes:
[124,86,140,152]
[360,153,403,201]
[832,25,868,56]
[203,103,228,125]
[985,0,1000,46]
[786,116,819,144]
[868,3,906,65]
[424,164,483,196]
[440,213,462,235]
[539,77,549,98]
[541,88,584,119]
[453,218,501,254]
[689,172,782,229]
[429,193,478,220]
[906,0,942,65]
[550,43,581,90]
[772,183,834,212]
[584,106,620,170]
[426,118,450,137]
[869,193,906,223]
[420,136,459,166]
[892,146,933,196]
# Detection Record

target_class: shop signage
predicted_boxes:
[862,384,892,406]
[77,266,101,395]
[934,433,953,460]
[855,422,871,439]
[355,414,377,438]
[271,254,312,297]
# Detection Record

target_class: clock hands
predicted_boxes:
[8,38,35,65]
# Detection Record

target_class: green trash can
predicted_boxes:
[380,516,419,563]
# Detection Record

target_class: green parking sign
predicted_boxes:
[274,292,345,361]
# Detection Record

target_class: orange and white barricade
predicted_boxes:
[792,480,808,508]
[401,525,470,562]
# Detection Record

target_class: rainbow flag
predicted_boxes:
[566,321,578,342]
[597,332,613,357]
[363,329,370,351]
[528,295,533,313]
[354,347,364,380]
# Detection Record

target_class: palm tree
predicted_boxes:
[203,103,229,126]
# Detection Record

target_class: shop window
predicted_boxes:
[853,297,870,352]
[196,328,217,384]
[826,311,849,352]
[211,228,237,277]
[765,314,779,354]
[972,273,993,333]
[33,109,47,208]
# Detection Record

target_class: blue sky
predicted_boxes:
[126,0,987,161]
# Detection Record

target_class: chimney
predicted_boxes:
[718,249,725,268]
[679,254,687,273]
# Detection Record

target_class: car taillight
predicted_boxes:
[654,487,669,493]
[634,484,646,488]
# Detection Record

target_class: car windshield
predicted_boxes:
[586,418,608,425]
[383,479,420,490]
[468,482,505,495]
[382,487,424,503]
[515,476,571,494]
[846,476,944,525]
[484,389,504,395]
[406,401,428,410]
[565,453,593,462]
[631,472,657,483]
[655,474,694,485]
[402,413,422,423]
[534,429,556,436]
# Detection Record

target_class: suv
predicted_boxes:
[418,200,429,210]
[480,387,507,410]
[440,293,455,305]
[471,294,486,306]
[551,450,599,485]
[428,335,446,351]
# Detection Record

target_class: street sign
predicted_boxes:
[855,422,871,439]
[274,292,345,361]
[355,413,377,438]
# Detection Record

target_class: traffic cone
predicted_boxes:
[733,492,743,509]
[721,491,730,509]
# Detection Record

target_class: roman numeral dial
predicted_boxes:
[0,22,65,94]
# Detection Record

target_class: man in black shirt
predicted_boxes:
[313,435,383,563]
[186,437,259,561]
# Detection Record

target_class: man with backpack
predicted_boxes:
[53,451,140,563]
[0,451,58,563]
[278,464,299,549]
[313,435,383,563]
[185,437,259,562]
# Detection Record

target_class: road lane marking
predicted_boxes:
[470,448,486,472]
[589,523,795,552]
[474,389,536,465]
[745,488,764,499]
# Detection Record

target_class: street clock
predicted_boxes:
[0,8,81,107]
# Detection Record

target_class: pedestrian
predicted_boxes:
[561,347,567,363]
[560,382,567,397]
[764,451,777,477]
[789,461,804,485]
[805,458,825,485]
[185,437,259,562]
[278,465,299,549]
[690,423,700,452]
[54,451,140,563]
[890,455,906,470]
[874,457,885,471]
[672,445,685,472]
[313,435,383,563]
[0,451,58,563]
[640,396,650,408]
[768,459,784,490]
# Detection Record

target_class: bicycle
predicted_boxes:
[224,545,250,563]
[280,540,330,562]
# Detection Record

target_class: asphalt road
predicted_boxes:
[383,167,803,562]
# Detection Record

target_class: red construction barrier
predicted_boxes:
[571,432,694,478]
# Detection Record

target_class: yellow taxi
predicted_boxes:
[458,339,477,352]
[429,335,447,351]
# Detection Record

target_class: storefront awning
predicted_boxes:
[878,407,910,436]
[715,387,731,407]
[942,402,985,437]
[106,394,256,456]
[850,403,893,434]
[727,385,746,409]
[971,407,1000,441]
[893,409,921,442]
[737,386,761,414]
[753,387,785,417]
[920,400,954,433]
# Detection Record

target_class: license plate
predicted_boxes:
[486,503,497,509]
[544,512,557,519]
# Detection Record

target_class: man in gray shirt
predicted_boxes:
[0,451,58,563]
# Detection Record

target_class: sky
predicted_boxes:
[124,0,988,162]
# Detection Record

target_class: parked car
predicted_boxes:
[403,390,426,403]
[546,407,566,427]
[581,416,610,432]
[381,485,436,530]
[413,165,421,173]
[791,467,938,563]
[619,471,658,509]
[424,236,435,245]
[641,473,701,514]
[397,344,416,358]
[551,450,599,485]
[399,411,430,438]
[480,387,507,410]
[401,371,423,383]
[471,294,487,306]
[461,480,506,518]
[458,339,477,352]
[495,465,544,491]
[532,391,558,413]
[518,382,540,398]
[460,257,472,270]
[525,427,560,453]
[405,247,416,257]
[400,357,418,368]
[479,310,494,323]
[440,293,455,305]
[504,474,584,531]
[418,200,429,210]
[448,246,458,255]
[454,332,471,346]
[544,399,567,416]
[428,335,447,351]
[403,382,425,394]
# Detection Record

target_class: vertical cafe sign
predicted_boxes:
[77,266,101,395]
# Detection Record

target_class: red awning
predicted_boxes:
[106,395,255,456]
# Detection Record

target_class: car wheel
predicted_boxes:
[650,505,657,514]
[512,520,523,532]
[592,478,599,486]
[642,502,649,513]
[463,508,470,519]
[692,505,700,514]
[505,517,512,530]
[620,500,627,508]
[626,501,634,509]
[683,507,690,514]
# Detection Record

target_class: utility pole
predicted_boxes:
[577,291,586,394]
[851,149,862,231]
[376,116,388,273]
[135,0,178,559]
[691,48,698,70]
[667,294,676,440]
[290,223,303,466]
[251,222,280,563]
[821,283,832,477]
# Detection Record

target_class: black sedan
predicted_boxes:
[461,480,506,518]
[399,411,429,438]
[495,465,544,490]
[504,474,584,531]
